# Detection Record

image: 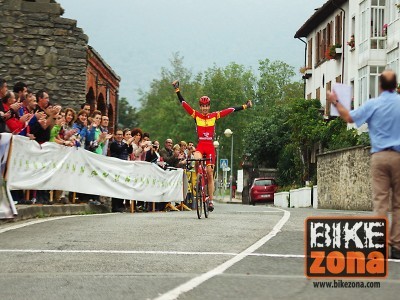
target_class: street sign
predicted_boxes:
[220,159,228,170]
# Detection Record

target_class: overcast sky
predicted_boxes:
[58,0,326,107]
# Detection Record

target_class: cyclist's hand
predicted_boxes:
[172,80,180,90]
[245,99,253,109]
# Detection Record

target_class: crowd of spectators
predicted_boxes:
[0,78,195,213]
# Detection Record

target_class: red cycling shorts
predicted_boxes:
[195,141,215,166]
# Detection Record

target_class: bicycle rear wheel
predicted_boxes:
[195,174,203,219]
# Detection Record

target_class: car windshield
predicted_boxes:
[255,179,275,186]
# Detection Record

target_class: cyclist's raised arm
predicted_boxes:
[172,80,196,117]
[172,80,185,103]
[218,99,253,118]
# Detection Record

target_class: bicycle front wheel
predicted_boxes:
[203,178,209,218]
[195,174,203,219]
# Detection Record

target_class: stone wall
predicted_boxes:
[317,145,372,211]
[0,0,88,108]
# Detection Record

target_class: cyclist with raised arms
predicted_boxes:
[172,80,252,211]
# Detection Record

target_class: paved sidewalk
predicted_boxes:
[1,194,243,224]
[214,194,242,204]
[0,203,108,224]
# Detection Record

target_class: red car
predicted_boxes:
[249,177,278,205]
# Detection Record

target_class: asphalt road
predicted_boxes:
[0,203,399,300]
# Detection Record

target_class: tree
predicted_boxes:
[201,63,256,169]
[242,103,291,168]
[137,52,198,143]
[137,58,257,163]
[256,59,297,110]
[243,98,324,185]
[118,97,139,129]
[285,98,324,183]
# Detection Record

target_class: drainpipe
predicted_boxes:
[297,37,307,98]
[115,91,119,133]
[332,0,345,83]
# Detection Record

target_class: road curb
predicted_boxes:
[0,204,109,224]
[214,199,242,205]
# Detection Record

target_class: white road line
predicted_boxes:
[1,250,398,263]
[0,249,238,256]
[4,249,399,264]
[0,214,108,234]
[236,210,284,213]
[154,207,291,300]
[0,249,303,258]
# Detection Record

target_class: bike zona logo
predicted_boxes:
[305,217,388,278]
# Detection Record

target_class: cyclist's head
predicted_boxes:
[199,96,210,106]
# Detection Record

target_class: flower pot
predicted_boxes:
[335,47,343,54]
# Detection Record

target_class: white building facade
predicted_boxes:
[295,0,400,116]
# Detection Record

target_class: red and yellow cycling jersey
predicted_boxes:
[181,101,235,142]
[175,88,249,166]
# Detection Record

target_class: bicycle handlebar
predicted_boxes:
[186,158,212,162]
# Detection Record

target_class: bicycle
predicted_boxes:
[187,155,212,219]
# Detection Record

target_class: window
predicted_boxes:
[358,66,385,106]
[370,66,385,98]
[370,1,386,50]
[308,38,313,68]
[316,32,321,64]
[335,14,342,45]
[255,179,275,186]
[316,87,320,100]
[326,81,332,116]
[359,66,368,106]
[359,0,389,50]
[360,1,368,53]
[327,23,332,48]
[322,28,327,59]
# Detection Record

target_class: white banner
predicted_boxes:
[0,133,16,218]
[7,136,187,203]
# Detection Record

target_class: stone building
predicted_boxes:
[0,0,120,132]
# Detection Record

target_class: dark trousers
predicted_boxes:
[111,198,124,211]
[36,190,50,203]
[11,190,24,202]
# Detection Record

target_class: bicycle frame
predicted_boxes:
[187,156,212,219]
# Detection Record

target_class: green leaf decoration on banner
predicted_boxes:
[80,166,85,174]
[125,176,131,183]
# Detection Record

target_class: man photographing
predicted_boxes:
[327,70,400,259]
